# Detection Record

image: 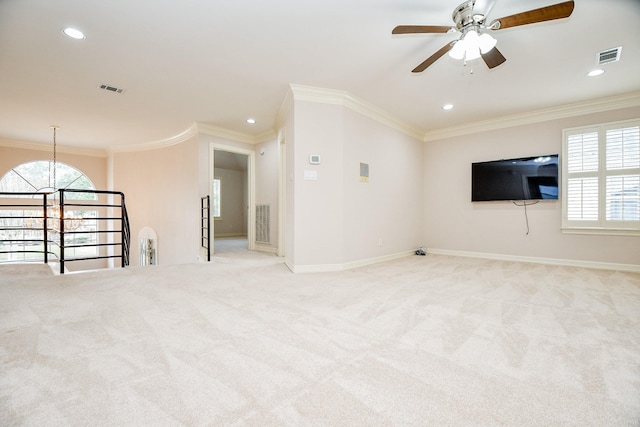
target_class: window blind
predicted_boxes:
[563,119,640,233]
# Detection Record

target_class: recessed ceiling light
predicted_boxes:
[246,118,256,124]
[442,104,454,110]
[587,69,605,77]
[62,27,85,40]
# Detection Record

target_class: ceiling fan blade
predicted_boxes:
[490,0,574,30]
[412,42,454,73]
[392,25,451,35]
[481,47,506,69]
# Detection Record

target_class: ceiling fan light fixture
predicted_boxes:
[478,33,497,53]
[465,45,481,61]
[449,29,494,62]
[449,40,466,60]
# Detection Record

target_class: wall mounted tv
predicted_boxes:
[471,154,559,202]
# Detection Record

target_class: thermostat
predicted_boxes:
[309,155,321,165]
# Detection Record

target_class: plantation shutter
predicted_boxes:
[566,131,599,221]
[605,125,640,221]
[563,120,640,233]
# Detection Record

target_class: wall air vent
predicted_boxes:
[597,47,622,65]
[98,84,125,94]
[256,204,270,244]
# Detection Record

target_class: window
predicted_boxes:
[212,178,221,219]
[0,161,99,261]
[562,119,640,235]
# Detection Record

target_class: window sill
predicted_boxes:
[561,227,640,237]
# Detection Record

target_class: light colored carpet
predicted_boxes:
[1,246,639,426]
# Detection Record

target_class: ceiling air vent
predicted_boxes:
[597,47,622,65]
[98,84,125,94]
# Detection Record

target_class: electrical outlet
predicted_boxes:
[378,238,383,247]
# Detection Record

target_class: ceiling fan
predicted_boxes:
[393,0,575,72]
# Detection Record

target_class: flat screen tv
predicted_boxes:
[471,154,559,202]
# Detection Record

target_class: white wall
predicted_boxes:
[284,108,296,267]
[113,135,200,266]
[286,99,424,270]
[255,138,279,250]
[423,106,640,267]
[291,101,345,267]
[342,109,423,264]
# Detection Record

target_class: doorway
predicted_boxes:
[209,144,255,255]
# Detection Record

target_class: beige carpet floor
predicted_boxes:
[1,244,639,426]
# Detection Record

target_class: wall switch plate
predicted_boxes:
[304,170,318,180]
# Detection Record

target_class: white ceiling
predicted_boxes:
[1,0,639,149]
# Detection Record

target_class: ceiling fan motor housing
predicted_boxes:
[453,0,483,31]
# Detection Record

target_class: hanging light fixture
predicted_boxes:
[28,126,83,232]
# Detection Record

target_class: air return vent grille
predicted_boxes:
[98,84,125,94]
[598,47,622,65]
[256,204,270,244]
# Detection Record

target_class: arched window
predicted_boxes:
[0,160,96,198]
[0,161,98,262]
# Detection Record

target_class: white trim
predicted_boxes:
[427,248,640,273]
[198,122,255,144]
[198,123,276,145]
[0,137,107,157]
[277,134,286,258]
[276,88,294,130]
[109,122,199,153]
[561,227,640,237]
[423,92,640,142]
[213,233,247,238]
[255,130,277,144]
[286,250,415,273]
[288,84,424,140]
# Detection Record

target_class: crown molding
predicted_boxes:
[423,91,640,142]
[288,84,424,140]
[109,122,200,153]
[254,129,277,144]
[0,137,107,157]
[275,88,294,130]
[196,122,256,145]
[109,123,199,153]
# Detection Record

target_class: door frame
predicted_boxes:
[209,143,255,251]
[277,134,286,257]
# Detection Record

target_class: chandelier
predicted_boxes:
[27,126,83,232]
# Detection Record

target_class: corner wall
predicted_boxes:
[286,98,424,271]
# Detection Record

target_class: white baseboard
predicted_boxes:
[288,250,415,273]
[427,248,640,273]
[214,233,247,238]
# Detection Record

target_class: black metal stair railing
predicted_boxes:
[0,189,130,273]
[201,195,211,262]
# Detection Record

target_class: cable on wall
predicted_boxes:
[512,200,539,235]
